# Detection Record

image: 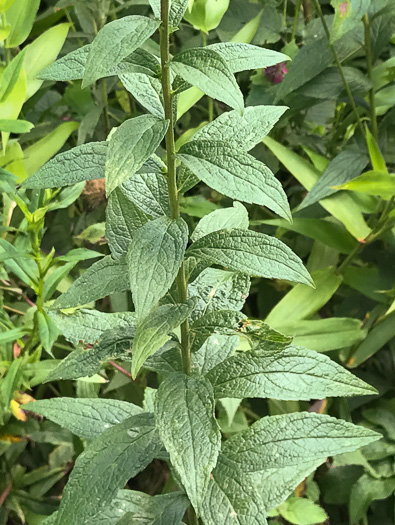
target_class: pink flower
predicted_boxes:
[339,1,348,17]
[263,62,288,84]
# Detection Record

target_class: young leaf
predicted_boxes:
[222,412,380,471]
[24,398,143,439]
[0,51,26,101]
[122,172,171,218]
[278,497,328,525]
[206,345,377,400]
[105,115,168,195]
[186,229,314,287]
[191,334,239,375]
[129,216,188,318]
[37,310,59,354]
[0,119,33,133]
[365,126,387,172]
[39,45,90,81]
[191,202,249,241]
[4,0,39,47]
[170,48,243,111]
[52,255,129,310]
[334,171,395,199]
[155,373,221,511]
[82,16,160,87]
[207,42,288,72]
[53,414,162,525]
[23,142,107,189]
[132,298,198,377]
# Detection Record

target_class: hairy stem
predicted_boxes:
[160,0,191,375]
[363,13,378,142]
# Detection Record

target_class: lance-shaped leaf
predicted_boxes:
[39,44,90,81]
[24,398,143,439]
[106,188,149,258]
[192,105,287,152]
[52,255,129,310]
[170,48,243,111]
[334,171,395,199]
[53,414,162,525]
[132,298,197,377]
[82,16,160,87]
[129,216,189,318]
[222,412,380,472]
[122,172,170,218]
[207,42,289,73]
[105,115,168,195]
[120,72,164,118]
[187,229,314,287]
[22,142,107,189]
[45,326,136,382]
[178,141,291,221]
[155,373,221,512]
[206,345,377,400]
[190,310,243,352]
[192,334,239,375]
[191,202,249,242]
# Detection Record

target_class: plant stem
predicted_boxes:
[302,0,312,22]
[363,13,378,142]
[188,506,199,525]
[283,0,288,27]
[101,78,111,135]
[201,31,214,122]
[312,0,366,139]
[291,0,302,41]
[160,0,191,375]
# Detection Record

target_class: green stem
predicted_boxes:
[363,13,378,142]
[283,0,288,27]
[312,0,366,139]
[291,0,302,41]
[302,0,312,22]
[101,78,111,135]
[160,0,191,376]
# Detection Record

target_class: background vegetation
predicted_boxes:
[0,0,394,524]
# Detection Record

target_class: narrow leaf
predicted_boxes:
[192,202,249,242]
[39,45,90,81]
[207,42,288,72]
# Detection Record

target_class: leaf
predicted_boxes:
[106,188,149,258]
[122,172,170,218]
[37,310,59,354]
[278,497,328,525]
[188,267,250,322]
[179,141,291,220]
[24,398,143,439]
[206,345,376,400]
[222,412,380,472]
[170,48,243,111]
[207,42,288,72]
[0,238,37,286]
[0,358,22,409]
[53,414,162,525]
[365,126,387,172]
[132,298,197,377]
[49,309,137,344]
[4,0,40,47]
[82,16,160,87]
[39,45,90,81]
[0,50,25,101]
[155,373,221,511]
[120,72,164,118]
[330,0,371,43]
[191,334,239,375]
[186,229,314,287]
[192,202,249,242]
[349,474,395,524]
[52,255,129,310]
[299,148,368,209]
[0,55,26,151]
[334,171,395,199]
[265,267,342,329]
[105,115,168,195]
[191,105,287,152]
[190,310,243,352]
[129,216,188,318]
[0,119,33,133]
[23,142,107,189]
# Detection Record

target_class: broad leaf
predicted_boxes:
[222,412,380,471]
[105,115,168,195]
[206,345,377,400]
[120,72,164,118]
[132,298,198,377]
[171,48,243,111]
[190,310,243,351]
[24,398,143,439]
[187,229,314,286]
[179,141,291,220]
[192,334,239,375]
[279,497,328,525]
[53,414,162,525]
[23,142,107,189]
[122,172,170,218]
[129,216,188,318]
[39,45,90,81]
[155,373,221,511]
[52,255,129,310]
[207,42,288,72]
[82,16,160,87]
[191,202,249,242]
[330,0,371,43]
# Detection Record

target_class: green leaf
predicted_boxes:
[349,474,395,524]
[120,72,164,118]
[24,398,143,439]
[330,0,371,44]
[106,188,149,258]
[37,310,59,354]
[52,255,129,310]
[192,334,239,375]
[187,229,314,286]
[206,345,376,400]
[191,105,287,152]
[122,172,170,218]
[49,309,137,344]
[39,45,90,81]
[334,171,395,199]
[365,126,387,172]
[179,141,291,220]
[105,115,168,195]
[23,142,107,189]
[0,238,37,286]
[0,118,33,133]
[207,42,288,72]
[0,50,26,101]
[190,310,243,351]
[0,358,22,409]
[222,412,380,472]
[82,16,160,87]
[53,414,162,525]
[278,497,328,525]
[155,373,221,511]
[170,48,243,111]
[192,202,249,242]
[239,320,292,351]
[4,0,39,47]
[129,217,188,318]
[132,298,198,377]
